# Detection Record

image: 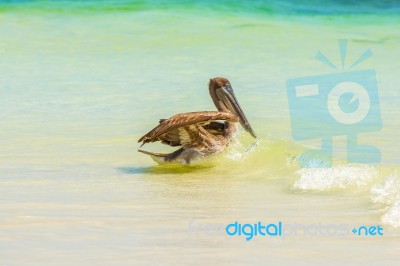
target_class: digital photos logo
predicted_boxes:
[287,40,382,168]
[186,219,387,241]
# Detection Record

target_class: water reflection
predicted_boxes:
[118,163,215,175]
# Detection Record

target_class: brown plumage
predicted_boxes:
[138,77,256,164]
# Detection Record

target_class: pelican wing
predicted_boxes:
[138,111,238,147]
[152,121,225,147]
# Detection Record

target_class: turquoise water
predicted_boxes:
[1,1,400,265]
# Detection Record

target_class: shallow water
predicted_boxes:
[0,1,400,265]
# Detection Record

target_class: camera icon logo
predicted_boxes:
[287,40,382,168]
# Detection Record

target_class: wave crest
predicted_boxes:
[293,165,377,190]
[371,173,400,227]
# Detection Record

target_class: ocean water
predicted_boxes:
[0,0,400,265]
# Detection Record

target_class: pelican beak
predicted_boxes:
[217,84,257,138]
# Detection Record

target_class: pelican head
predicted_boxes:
[209,77,256,138]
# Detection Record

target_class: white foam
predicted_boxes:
[225,134,261,161]
[370,173,400,227]
[226,140,244,160]
[381,201,400,228]
[371,173,400,204]
[293,165,377,190]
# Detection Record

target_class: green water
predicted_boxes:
[0,1,400,265]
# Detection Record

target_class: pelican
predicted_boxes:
[138,77,256,164]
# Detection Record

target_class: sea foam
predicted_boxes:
[293,165,378,190]
[371,173,400,227]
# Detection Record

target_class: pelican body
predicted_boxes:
[138,77,256,164]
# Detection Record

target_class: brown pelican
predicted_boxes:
[138,77,256,164]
